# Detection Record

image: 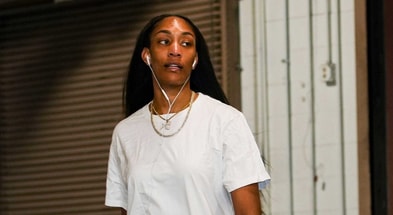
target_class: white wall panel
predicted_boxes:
[240,0,358,214]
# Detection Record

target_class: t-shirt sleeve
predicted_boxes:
[105,129,128,210]
[222,113,271,192]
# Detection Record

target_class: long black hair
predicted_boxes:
[124,14,229,116]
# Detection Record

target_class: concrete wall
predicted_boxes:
[239,0,358,214]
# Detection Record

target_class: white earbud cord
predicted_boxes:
[148,63,191,117]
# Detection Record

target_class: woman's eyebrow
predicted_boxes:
[154,29,195,37]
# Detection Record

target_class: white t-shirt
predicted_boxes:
[105,93,270,215]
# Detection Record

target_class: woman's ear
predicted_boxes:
[141,48,150,66]
[192,54,198,70]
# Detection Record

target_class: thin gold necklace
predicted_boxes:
[150,92,195,137]
[151,102,191,130]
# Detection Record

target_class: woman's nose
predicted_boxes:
[168,42,181,57]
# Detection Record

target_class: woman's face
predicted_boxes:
[142,16,198,88]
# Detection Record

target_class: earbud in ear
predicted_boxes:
[192,59,197,69]
[146,55,151,66]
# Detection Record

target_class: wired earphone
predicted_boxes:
[146,55,196,116]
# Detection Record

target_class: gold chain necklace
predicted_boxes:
[150,92,195,137]
[151,102,191,130]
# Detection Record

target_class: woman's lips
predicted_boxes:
[165,63,183,70]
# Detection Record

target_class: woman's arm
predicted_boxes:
[231,183,261,215]
[120,208,127,215]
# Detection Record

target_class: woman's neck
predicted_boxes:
[152,87,193,114]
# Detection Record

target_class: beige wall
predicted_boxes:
[240,0,362,214]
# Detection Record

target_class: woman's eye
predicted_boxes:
[159,40,169,45]
[181,41,192,47]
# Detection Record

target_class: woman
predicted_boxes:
[105,14,270,215]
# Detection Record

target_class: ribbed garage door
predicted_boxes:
[0,0,235,214]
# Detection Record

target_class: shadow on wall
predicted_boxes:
[0,1,150,213]
[1,1,146,137]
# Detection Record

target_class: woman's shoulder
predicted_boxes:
[196,93,243,118]
[114,104,150,131]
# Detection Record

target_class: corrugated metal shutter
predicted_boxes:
[0,1,226,214]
